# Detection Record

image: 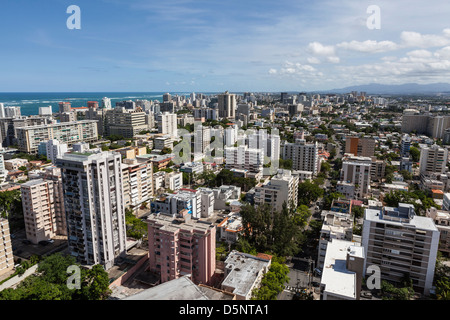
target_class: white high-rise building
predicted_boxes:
[157,112,178,138]
[362,203,440,295]
[102,97,112,109]
[4,106,20,118]
[224,125,238,147]
[254,169,299,212]
[39,105,52,116]
[0,103,5,118]
[419,144,449,175]
[225,145,264,173]
[56,151,127,270]
[247,129,280,163]
[337,155,371,199]
[46,139,68,164]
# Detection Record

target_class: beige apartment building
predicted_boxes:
[16,120,98,153]
[0,218,13,276]
[122,157,154,211]
[21,180,57,244]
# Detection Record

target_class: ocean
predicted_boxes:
[0,92,195,116]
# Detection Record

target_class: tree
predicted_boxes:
[252,262,290,300]
[297,180,324,207]
[0,253,111,300]
[410,146,420,162]
[322,192,344,210]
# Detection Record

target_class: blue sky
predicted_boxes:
[1,0,450,92]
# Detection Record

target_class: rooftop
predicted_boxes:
[320,239,363,300]
[122,276,234,300]
[222,251,271,298]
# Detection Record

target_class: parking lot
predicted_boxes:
[10,229,68,260]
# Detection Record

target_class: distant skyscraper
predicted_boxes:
[56,151,127,270]
[157,112,178,138]
[101,97,112,109]
[400,134,412,158]
[0,103,5,118]
[4,106,21,118]
[218,91,236,120]
[419,144,449,175]
[39,105,52,116]
[58,102,72,113]
[163,93,171,102]
[45,139,68,164]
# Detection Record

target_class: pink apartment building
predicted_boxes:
[147,212,216,285]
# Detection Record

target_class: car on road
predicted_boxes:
[39,240,50,246]
[47,239,54,243]
[22,240,31,245]
[314,268,322,276]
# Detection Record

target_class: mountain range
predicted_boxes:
[316,83,450,95]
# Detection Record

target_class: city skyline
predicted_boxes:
[1,1,450,92]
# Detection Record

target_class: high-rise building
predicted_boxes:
[16,120,98,153]
[0,103,5,118]
[400,134,412,158]
[157,112,178,138]
[104,108,148,139]
[4,106,21,118]
[56,151,127,270]
[39,105,52,116]
[247,129,280,163]
[58,102,72,113]
[163,93,172,102]
[337,155,371,199]
[345,136,375,157]
[0,218,13,276]
[419,144,449,175]
[101,97,112,110]
[121,157,154,211]
[45,139,68,164]
[362,203,440,295]
[282,139,320,175]
[224,145,264,173]
[147,213,216,285]
[218,91,236,120]
[254,169,299,212]
[21,177,67,244]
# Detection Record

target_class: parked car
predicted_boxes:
[314,268,322,276]
[38,240,49,246]
[22,240,31,245]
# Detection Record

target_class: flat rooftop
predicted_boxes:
[365,207,438,231]
[222,251,271,298]
[123,276,234,300]
[320,239,362,300]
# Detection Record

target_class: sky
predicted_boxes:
[1,0,450,92]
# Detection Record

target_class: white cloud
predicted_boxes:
[337,40,399,53]
[327,56,340,64]
[268,68,277,74]
[307,42,335,56]
[307,57,321,64]
[400,30,450,48]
